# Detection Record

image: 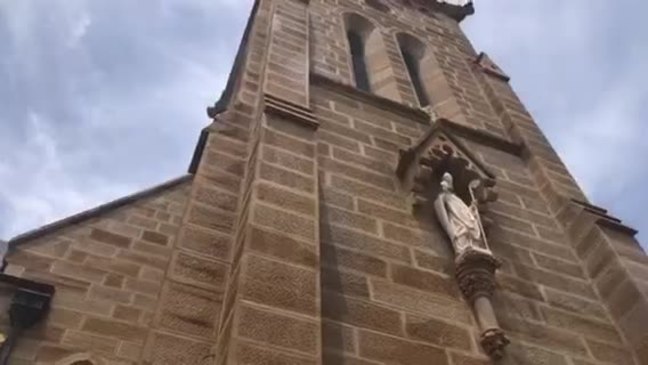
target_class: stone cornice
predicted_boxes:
[310,72,430,125]
[571,198,638,237]
[264,93,319,129]
[312,72,524,157]
[438,119,523,157]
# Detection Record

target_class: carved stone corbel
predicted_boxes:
[455,250,509,359]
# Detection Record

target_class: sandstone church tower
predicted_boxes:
[2,0,648,364]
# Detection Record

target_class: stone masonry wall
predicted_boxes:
[306,0,648,364]
[311,80,638,364]
[2,180,223,364]
[4,1,648,364]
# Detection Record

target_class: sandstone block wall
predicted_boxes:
[3,0,648,364]
[3,180,214,364]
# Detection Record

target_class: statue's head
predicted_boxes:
[441,172,454,191]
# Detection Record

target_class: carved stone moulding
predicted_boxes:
[263,93,319,130]
[455,250,509,359]
[397,123,498,212]
[481,328,510,359]
[455,249,501,302]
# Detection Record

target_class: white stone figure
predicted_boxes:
[434,172,489,256]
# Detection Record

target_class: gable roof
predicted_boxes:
[7,175,193,249]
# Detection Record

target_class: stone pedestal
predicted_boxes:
[455,250,509,359]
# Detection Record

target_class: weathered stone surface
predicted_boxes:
[241,254,317,315]
[148,332,212,364]
[82,317,147,344]
[262,145,315,175]
[321,157,395,190]
[370,279,473,324]
[322,320,356,353]
[541,306,622,344]
[391,264,460,299]
[322,224,411,263]
[187,203,235,233]
[450,352,491,365]
[322,243,387,277]
[513,263,596,299]
[497,314,589,356]
[532,252,585,279]
[256,182,316,216]
[141,230,171,246]
[493,292,541,321]
[543,288,608,319]
[322,291,403,335]
[158,282,221,338]
[586,339,636,364]
[253,203,316,240]
[320,187,355,210]
[498,342,569,365]
[90,228,132,248]
[322,268,371,298]
[323,352,382,365]
[170,251,229,290]
[263,128,315,158]
[405,314,472,350]
[248,226,318,268]
[7,1,648,364]
[321,205,378,234]
[237,305,319,354]
[414,249,453,275]
[358,330,449,365]
[236,340,318,365]
[179,225,232,260]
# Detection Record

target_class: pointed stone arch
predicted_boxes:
[397,119,498,209]
[343,12,402,101]
[395,32,430,107]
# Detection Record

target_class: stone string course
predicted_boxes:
[3,0,648,364]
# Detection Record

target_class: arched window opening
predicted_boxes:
[343,13,402,101]
[397,33,430,107]
[345,14,373,92]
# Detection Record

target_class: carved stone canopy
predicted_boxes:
[397,121,498,210]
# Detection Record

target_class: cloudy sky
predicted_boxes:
[1,0,646,247]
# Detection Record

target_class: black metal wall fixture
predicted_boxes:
[0,273,55,365]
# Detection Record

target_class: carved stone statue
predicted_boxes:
[433,172,488,256]
[433,172,509,358]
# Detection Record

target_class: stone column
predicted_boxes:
[455,250,509,359]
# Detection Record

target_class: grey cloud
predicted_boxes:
[0,0,253,238]
[464,0,648,244]
[2,0,647,249]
